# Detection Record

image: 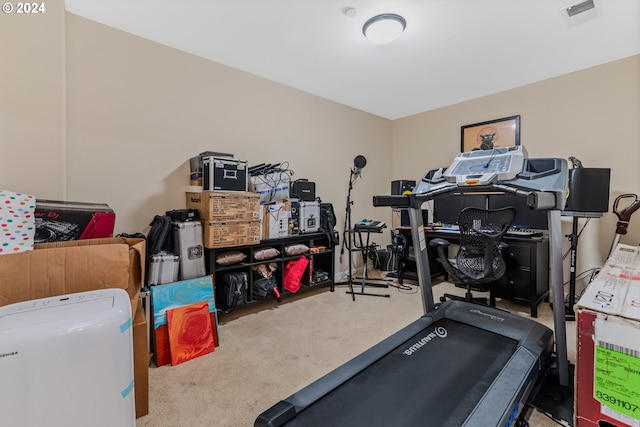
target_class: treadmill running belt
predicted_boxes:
[285,319,518,427]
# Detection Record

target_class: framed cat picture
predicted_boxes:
[461,115,520,152]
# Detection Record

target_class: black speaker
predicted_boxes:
[391,180,416,195]
[565,168,611,213]
[290,180,316,201]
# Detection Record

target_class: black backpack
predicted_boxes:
[146,215,173,256]
[320,203,339,245]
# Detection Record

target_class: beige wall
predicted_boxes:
[64,14,391,246]
[0,9,391,276]
[2,4,638,287]
[0,0,66,199]
[392,55,640,288]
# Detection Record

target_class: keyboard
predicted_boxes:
[506,228,544,238]
[355,220,386,232]
[426,225,543,238]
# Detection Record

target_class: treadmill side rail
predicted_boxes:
[255,401,297,427]
[463,347,537,427]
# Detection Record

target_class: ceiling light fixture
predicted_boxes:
[362,13,406,44]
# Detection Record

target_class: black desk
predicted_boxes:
[396,227,549,317]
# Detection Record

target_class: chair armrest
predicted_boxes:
[429,238,450,248]
[498,241,509,250]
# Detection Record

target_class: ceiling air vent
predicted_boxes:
[566,0,595,17]
[562,0,599,26]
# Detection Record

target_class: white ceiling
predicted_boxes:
[64,0,640,120]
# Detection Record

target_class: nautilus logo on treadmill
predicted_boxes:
[403,327,448,356]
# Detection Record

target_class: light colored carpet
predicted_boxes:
[137,275,575,427]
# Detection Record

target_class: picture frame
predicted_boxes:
[461,115,520,152]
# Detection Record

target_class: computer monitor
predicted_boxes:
[488,193,548,230]
[432,193,487,225]
[399,209,429,227]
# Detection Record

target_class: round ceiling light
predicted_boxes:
[362,13,406,44]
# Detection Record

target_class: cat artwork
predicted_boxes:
[476,125,499,150]
[479,132,496,150]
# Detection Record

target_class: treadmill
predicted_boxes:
[255,146,570,427]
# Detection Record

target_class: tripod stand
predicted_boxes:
[343,164,390,300]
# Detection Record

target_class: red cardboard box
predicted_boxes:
[575,244,640,427]
[34,199,115,243]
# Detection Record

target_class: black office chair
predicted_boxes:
[430,206,515,305]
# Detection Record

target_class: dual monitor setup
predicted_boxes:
[392,179,548,230]
[432,192,548,230]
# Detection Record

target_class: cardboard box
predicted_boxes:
[0,237,149,418]
[186,191,260,221]
[261,201,291,240]
[34,199,115,243]
[249,170,292,204]
[575,244,640,427]
[202,220,261,248]
[133,300,149,418]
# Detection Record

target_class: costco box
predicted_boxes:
[261,201,291,240]
[202,220,261,248]
[0,237,149,418]
[186,191,260,221]
[34,199,115,243]
[575,243,640,427]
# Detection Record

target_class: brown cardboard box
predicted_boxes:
[186,191,260,221]
[261,200,291,240]
[0,237,145,307]
[0,237,149,418]
[202,220,261,248]
[133,300,149,418]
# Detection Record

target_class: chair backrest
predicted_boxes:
[455,207,516,282]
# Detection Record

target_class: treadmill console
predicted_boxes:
[444,146,528,186]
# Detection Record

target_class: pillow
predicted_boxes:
[216,250,247,265]
[285,244,309,256]
[254,247,280,261]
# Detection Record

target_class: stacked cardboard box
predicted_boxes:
[575,243,640,427]
[186,191,261,248]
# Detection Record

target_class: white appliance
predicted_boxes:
[0,288,136,427]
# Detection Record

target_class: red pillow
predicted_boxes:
[284,256,309,293]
